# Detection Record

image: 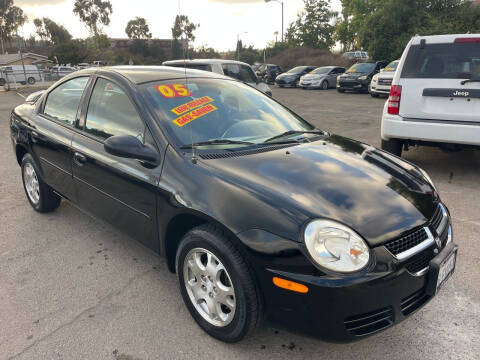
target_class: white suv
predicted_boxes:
[162,59,272,96]
[381,34,480,156]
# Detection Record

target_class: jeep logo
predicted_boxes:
[453,90,470,97]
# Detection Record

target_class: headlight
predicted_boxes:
[358,75,367,81]
[418,167,437,192]
[304,220,370,273]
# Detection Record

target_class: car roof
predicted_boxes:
[74,65,230,84]
[411,33,480,45]
[163,59,251,67]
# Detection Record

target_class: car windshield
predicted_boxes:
[142,78,314,149]
[383,61,399,72]
[310,67,330,75]
[287,66,309,74]
[346,63,376,74]
[401,42,480,79]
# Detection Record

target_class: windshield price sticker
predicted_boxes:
[171,96,214,116]
[173,103,217,127]
[156,84,193,98]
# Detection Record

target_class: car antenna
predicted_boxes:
[178,0,197,164]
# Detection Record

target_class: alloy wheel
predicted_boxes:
[183,248,236,327]
[24,163,40,204]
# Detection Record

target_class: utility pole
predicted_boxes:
[14,12,27,84]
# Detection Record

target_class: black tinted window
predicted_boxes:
[402,43,480,79]
[222,64,257,83]
[85,78,145,140]
[43,77,88,126]
[166,63,212,72]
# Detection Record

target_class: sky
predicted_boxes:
[16,0,342,51]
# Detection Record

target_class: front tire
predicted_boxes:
[321,80,329,90]
[176,224,261,342]
[337,88,345,93]
[27,77,36,85]
[381,138,403,157]
[371,92,379,97]
[21,153,61,212]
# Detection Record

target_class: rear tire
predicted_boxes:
[27,77,36,85]
[0,78,5,86]
[21,153,61,213]
[381,139,403,157]
[176,224,261,342]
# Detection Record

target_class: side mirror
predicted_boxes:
[104,135,159,163]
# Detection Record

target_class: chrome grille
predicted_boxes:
[378,78,392,86]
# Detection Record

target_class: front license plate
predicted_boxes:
[436,251,456,292]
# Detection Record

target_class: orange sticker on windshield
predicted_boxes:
[156,83,193,98]
[173,104,217,127]
[171,96,214,116]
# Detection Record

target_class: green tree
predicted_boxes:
[294,0,337,49]
[34,18,72,45]
[125,17,152,39]
[171,15,198,59]
[73,0,113,36]
[0,0,27,54]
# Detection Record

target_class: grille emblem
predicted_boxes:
[435,237,442,248]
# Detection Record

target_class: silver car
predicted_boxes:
[299,66,346,90]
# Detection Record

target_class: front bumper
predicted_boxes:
[370,83,390,95]
[337,79,369,92]
[251,236,457,342]
[299,81,321,89]
[276,79,296,87]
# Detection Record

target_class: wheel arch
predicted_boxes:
[15,143,29,165]
[163,212,240,273]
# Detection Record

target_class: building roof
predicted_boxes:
[0,52,51,65]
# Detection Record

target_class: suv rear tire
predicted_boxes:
[21,154,61,212]
[381,139,403,157]
[176,224,261,342]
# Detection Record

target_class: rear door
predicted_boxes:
[398,37,480,122]
[33,76,90,200]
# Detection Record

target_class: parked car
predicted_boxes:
[51,66,77,79]
[343,51,369,60]
[337,61,388,93]
[10,66,457,343]
[77,63,91,69]
[255,63,282,84]
[163,59,272,96]
[299,66,346,90]
[275,66,316,87]
[0,65,42,86]
[370,60,399,97]
[381,34,480,156]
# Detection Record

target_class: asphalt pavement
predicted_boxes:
[0,87,479,360]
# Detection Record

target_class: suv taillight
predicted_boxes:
[387,85,402,115]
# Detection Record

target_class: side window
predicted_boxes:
[85,78,145,141]
[43,77,89,126]
[222,64,257,83]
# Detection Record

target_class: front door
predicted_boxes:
[71,77,159,249]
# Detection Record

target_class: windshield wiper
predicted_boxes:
[461,78,480,85]
[263,130,325,143]
[180,139,254,149]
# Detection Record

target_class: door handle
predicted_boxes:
[31,130,39,143]
[73,152,87,166]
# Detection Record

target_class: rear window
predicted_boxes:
[401,43,480,79]
[166,63,212,72]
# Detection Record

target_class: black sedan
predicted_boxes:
[275,66,316,87]
[337,61,388,93]
[10,66,457,343]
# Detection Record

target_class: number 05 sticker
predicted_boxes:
[156,84,193,98]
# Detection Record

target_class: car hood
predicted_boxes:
[340,72,367,79]
[277,73,299,80]
[200,135,435,246]
[302,74,325,80]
